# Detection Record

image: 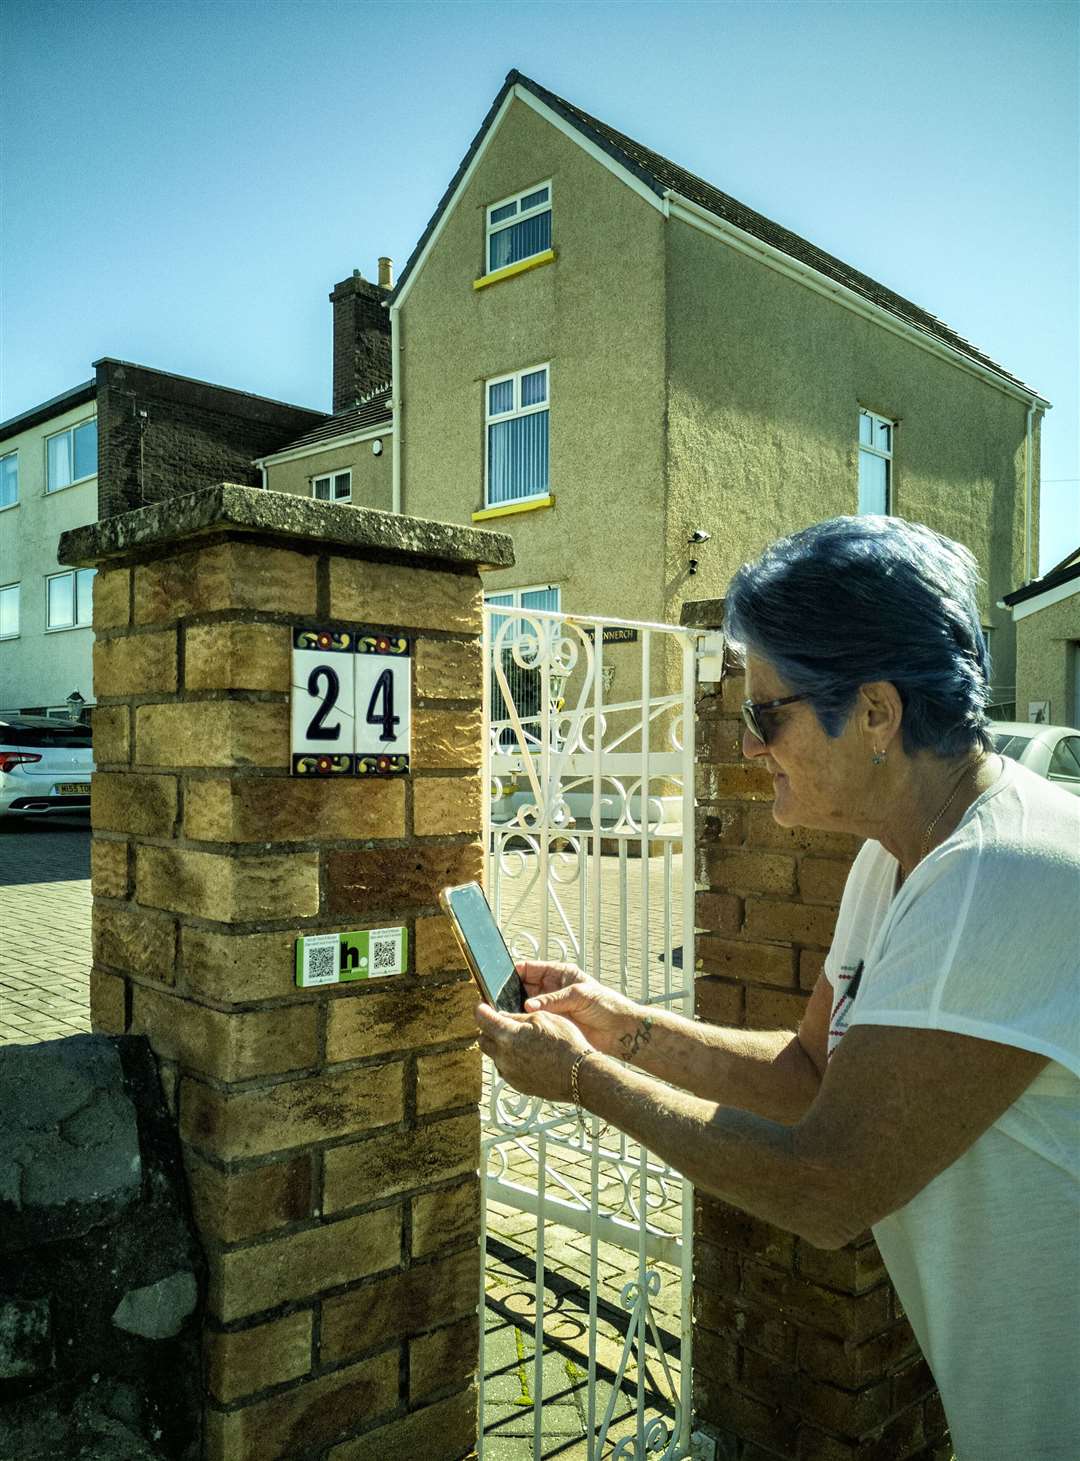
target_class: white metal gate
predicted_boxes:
[480,605,699,1459]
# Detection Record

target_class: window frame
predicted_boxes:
[0,582,19,640]
[486,181,553,275]
[45,568,96,632]
[857,407,895,515]
[311,470,352,503]
[484,363,551,510]
[44,416,98,494]
[0,450,18,511]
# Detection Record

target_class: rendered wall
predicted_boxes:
[266,436,393,513]
[665,216,1038,707]
[0,397,98,711]
[399,97,669,632]
[1015,591,1080,725]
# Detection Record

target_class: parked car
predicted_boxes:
[990,721,1080,797]
[0,716,93,818]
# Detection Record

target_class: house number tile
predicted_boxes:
[291,627,412,776]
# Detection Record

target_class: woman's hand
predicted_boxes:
[475,1004,592,1103]
[516,960,642,1060]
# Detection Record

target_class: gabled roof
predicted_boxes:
[270,386,392,456]
[392,70,1044,401]
[1002,547,1080,608]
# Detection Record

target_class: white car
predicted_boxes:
[991,721,1080,797]
[0,716,94,818]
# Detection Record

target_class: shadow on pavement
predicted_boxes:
[0,817,91,885]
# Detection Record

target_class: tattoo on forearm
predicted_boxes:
[620,1016,654,1063]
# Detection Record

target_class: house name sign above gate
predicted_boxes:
[290,626,412,776]
[580,625,638,644]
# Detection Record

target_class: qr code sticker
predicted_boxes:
[370,933,401,976]
[302,934,340,987]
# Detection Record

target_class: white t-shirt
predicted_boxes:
[824,758,1080,1460]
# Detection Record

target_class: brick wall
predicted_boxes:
[692,661,950,1461]
[330,273,391,414]
[95,359,327,519]
[62,487,513,1461]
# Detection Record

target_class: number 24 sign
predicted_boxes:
[291,627,412,776]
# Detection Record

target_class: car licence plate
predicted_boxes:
[56,783,91,796]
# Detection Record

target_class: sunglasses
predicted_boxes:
[741,692,808,746]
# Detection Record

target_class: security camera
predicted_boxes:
[688,529,711,545]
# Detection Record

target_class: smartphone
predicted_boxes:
[439,881,525,1014]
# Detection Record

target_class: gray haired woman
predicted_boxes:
[476,516,1080,1460]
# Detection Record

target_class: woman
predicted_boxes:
[476,516,1079,1460]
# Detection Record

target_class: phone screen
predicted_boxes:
[442,882,524,1014]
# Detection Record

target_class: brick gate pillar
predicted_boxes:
[681,602,949,1461]
[58,484,514,1461]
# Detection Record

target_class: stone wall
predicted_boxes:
[59,484,514,1461]
[0,1035,203,1460]
[687,624,949,1460]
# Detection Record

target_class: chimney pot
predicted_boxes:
[378,257,394,290]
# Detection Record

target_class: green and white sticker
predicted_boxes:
[295,928,408,987]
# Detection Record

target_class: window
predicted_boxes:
[487,183,552,273]
[486,365,549,507]
[312,471,351,503]
[1049,737,1080,784]
[46,417,97,492]
[0,452,17,509]
[46,569,95,630]
[0,583,18,639]
[858,409,894,514]
[486,586,561,745]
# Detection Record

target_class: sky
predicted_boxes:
[2,0,1077,574]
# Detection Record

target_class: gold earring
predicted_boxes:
[872,748,886,766]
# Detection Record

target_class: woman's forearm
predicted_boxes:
[615,1005,820,1124]
[577,1052,838,1246]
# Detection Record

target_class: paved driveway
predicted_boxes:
[0,815,92,1045]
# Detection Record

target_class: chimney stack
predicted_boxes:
[328,264,392,413]
[378,257,394,290]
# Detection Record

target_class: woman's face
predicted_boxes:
[742,654,869,832]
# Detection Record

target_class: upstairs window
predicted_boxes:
[312,471,351,503]
[46,568,95,631]
[487,183,552,273]
[858,409,893,514]
[486,366,549,507]
[46,417,97,492]
[0,452,17,509]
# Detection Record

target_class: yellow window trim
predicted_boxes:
[474,249,556,291]
[472,495,555,522]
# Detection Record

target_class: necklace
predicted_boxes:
[919,754,986,863]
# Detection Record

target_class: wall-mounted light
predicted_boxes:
[372,439,383,456]
[687,528,711,575]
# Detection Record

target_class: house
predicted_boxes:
[1000,546,1080,726]
[374,69,1049,717]
[257,267,393,510]
[0,362,325,714]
